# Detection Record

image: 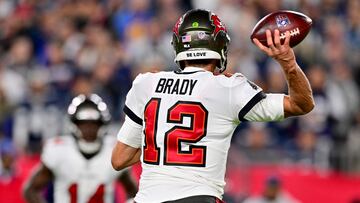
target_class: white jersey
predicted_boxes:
[42,135,124,203]
[118,67,284,203]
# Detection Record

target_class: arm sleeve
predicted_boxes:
[41,140,58,170]
[117,116,142,148]
[123,74,145,126]
[230,76,266,122]
[244,93,285,122]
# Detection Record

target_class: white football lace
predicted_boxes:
[279,27,300,39]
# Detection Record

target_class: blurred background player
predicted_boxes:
[243,176,300,203]
[23,94,137,203]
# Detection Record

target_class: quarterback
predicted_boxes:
[24,94,137,203]
[112,9,314,203]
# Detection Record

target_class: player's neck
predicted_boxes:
[184,64,215,72]
[183,59,217,72]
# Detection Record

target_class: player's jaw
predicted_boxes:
[76,121,102,142]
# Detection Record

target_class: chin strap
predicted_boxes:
[77,139,102,154]
[71,124,106,156]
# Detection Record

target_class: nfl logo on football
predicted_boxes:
[276,15,291,27]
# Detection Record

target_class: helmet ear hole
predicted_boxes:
[216,60,221,71]
[179,61,186,69]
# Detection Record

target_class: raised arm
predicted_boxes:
[23,163,54,203]
[253,29,314,117]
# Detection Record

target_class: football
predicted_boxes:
[250,10,312,47]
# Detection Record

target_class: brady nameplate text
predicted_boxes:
[155,78,198,95]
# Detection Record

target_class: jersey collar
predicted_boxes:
[183,67,206,72]
[175,67,207,74]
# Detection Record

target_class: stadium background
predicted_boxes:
[0,0,359,202]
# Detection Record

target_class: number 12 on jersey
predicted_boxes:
[143,98,208,167]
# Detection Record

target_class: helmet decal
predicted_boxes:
[173,15,184,38]
[192,21,199,28]
[198,31,206,39]
[210,13,227,37]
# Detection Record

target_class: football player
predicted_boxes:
[111,9,314,203]
[24,94,137,203]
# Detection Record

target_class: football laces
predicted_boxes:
[279,27,300,39]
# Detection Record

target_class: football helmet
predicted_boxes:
[172,9,230,73]
[67,94,111,155]
[67,94,111,125]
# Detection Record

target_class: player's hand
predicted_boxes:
[253,29,296,68]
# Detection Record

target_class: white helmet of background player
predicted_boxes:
[67,94,111,155]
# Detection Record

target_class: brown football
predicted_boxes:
[250,10,312,47]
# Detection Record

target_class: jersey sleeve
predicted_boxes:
[244,93,285,121]
[123,74,146,126]
[230,74,266,122]
[41,138,60,170]
[117,116,143,148]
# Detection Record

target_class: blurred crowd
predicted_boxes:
[0,0,360,200]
